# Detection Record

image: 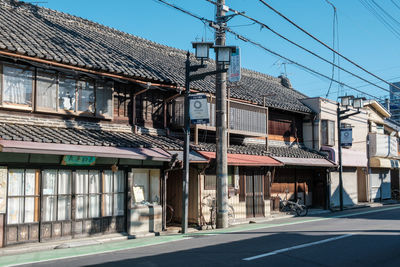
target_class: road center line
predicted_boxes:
[242,233,354,261]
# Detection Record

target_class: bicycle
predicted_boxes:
[279,192,308,217]
[201,194,235,228]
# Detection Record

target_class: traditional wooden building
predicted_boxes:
[0,0,335,247]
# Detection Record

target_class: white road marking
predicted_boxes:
[242,233,354,261]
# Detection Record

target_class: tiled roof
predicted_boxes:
[0,0,311,113]
[193,143,326,159]
[0,122,183,150]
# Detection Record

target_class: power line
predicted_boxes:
[155,0,384,101]
[324,0,338,98]
[225,27,383,101]
[204,0,395,95]
[257,0,400,92]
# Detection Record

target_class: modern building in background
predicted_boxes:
[389,82,400,123]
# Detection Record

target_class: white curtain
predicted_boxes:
[58,170,71,195]
[36,71,57,110]
[103,194,113,217]
[42,170,57,195]
[43,196,56,222]
[59,76,76,111]
[103,171,113,193]
[75,195,88,219]
[24,197,35,223]
[8,169,24,196]
[75,170,88,194]
[3,65,32,105]
[25,170,36,196]
[7,198,23,224]
[58,196,71,221]
[113,193,124,216]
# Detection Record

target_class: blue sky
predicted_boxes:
[36,0,400,101]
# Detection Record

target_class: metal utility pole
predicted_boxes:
[215,0,228,228]
[182,52,191,234]
[336,103,344,211]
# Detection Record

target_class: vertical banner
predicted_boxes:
[189,94,210,124]
[340,128,352,147]
[0,167,7,213]
[228,47,241,83]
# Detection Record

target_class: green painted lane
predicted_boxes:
[2,205,400,267]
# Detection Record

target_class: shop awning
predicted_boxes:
[0,140,171,161]
[370,157,399,169]
[168,150,209,164]
[321,146,368,167]
[196,151,283,166]
[272,157,336,167]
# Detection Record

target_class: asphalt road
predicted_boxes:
[16,205,400,267]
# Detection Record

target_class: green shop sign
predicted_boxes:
[61,155,96,166]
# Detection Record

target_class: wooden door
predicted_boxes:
[245,174,254,218]
[245,170,265,218]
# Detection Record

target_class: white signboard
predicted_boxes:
[228,47,241,82]
[341,128,352,147]
[189,94,209,124]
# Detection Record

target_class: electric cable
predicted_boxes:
[155,0,385,101]
[204,0,396,95]
[257,0,400,92]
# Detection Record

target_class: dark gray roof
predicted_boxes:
[0,0,311,113]
[0,122,324,159]
[0,122,183,150]
[193,142,326,159]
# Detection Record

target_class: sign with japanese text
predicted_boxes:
[228,47,241,82]
[340,128,352,147]
[61,155,96,166]
[189,94,209,124]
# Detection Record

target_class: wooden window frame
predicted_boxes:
[42,169,73,222]
[0,63,34,111]
[0,62,114,120]
[7,169,40,225]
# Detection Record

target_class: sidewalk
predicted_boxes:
[0,201,396,258]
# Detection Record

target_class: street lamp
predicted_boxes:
[340,95,354,108]
[336,96,364,211]
[213,45,236,65]
[353,97,366,109]
[181,42,231,234]
[192,42,214,60]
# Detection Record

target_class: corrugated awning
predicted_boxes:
[168,150,209,164]
[0,140,171,161]
[370,157,399,169]
[273,157,335,167]
[196,151,283,166]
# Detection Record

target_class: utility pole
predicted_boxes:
[215,0,228,228]
[182,52,191,234]
[336,103,344,211]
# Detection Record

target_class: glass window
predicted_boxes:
[75,170,89,219]
[57,170,71,221]
[321,120,335,146]
[2,65,33,106]
[59,76,76,111]
[102,170,125,216]
[77,80,94,113]
[7,169,39,224]
[89,171,100,218]
[42,170,57,222]
[132,169,159,204]
[36,70,57,110]
[96,81,113,117]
